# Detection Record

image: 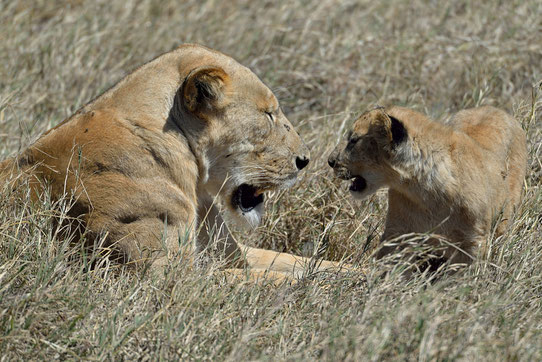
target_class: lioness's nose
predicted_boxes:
[296,156,309,170]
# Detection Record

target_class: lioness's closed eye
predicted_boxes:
[0,44,345,282]
[329,106,527,268]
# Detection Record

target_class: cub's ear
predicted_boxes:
[388,115,407,145]
[371,112,408,149]
[181,66,229,115]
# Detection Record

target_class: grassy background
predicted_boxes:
[1,0,541,360]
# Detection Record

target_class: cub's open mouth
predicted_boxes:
[350,176,367,192]
[232,184,265,212]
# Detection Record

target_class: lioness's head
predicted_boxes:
[327,107,407,199]
[174,46,309,227]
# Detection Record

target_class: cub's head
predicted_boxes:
[327,107,407,200]
[176,51,309,227]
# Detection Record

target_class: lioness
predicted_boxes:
[328,106,527,267]
[0,44,341,280]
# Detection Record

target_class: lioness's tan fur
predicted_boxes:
[329,106,527,265]
[0,44,344,281]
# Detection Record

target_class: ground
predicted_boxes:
[0,0,541,360]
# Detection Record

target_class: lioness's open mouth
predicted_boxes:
[232,184,265,212]
[350,176,367,192]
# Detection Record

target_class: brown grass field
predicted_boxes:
[1,0,541,360]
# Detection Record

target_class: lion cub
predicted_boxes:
[328,106,527,266]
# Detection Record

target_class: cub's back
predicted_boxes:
[449,106,525,159]
[450,106,527,220]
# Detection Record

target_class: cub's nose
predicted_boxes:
[296,156,310,170]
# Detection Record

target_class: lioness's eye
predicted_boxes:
[265,111,275,122]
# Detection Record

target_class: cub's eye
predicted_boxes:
[348,136,360,145]
[265,111,275,122]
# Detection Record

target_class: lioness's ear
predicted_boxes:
[181,66,228,115]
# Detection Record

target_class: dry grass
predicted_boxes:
[1,0,541,360]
